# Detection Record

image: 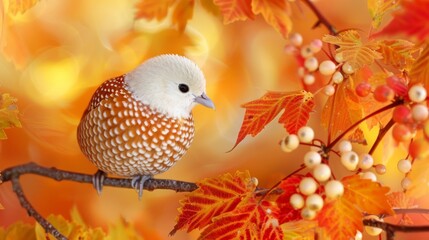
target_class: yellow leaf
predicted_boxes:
[0,93,22,139]
[134,0,175,20]
[172,0,194,32]
[409,43,429,91]
[213,0,254,24]
[377,39,418,71]
[408,156,429,198]
[282,220,318,240]
[367,0,399,29]
[323,30,382,70]
[251,0,292,38]
[0,222,35,240]
[7,0,41,15]
[105,218,144,240]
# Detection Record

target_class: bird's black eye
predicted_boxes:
[178,84,189,93]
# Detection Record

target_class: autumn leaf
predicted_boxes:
[7,0,41,15]
[0,222,35,239]
[367,0,399,29]
[135,0,175,20]
[321,80,363,140]
[323,30,382,70]
[282,220,318,240]
[232,90,314,150]
[172,0,194,32]
[199,200,283,240]
[374,0,429,41]
[0,93,22,139]
[213,0,254,24]
[407,156,429,198]
[276,176,302,224]
[376,39,418,71]
[251,0,292,38]
[348,127,367,145]
[170,171,257,235]
[387,191,416,225]
[409,43,429,91]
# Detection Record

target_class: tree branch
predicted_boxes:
[302,0,337,34]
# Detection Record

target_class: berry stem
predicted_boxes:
[368,118,395,155]
[302,0,337,34]
[327,100,403,150]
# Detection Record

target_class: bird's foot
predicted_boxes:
[92,170,107,195]
[131,175,152,200]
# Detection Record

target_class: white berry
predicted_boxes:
[304,57,319,72]
[361,171,377,182]
[290,193,305,209]
[299,177,318,195]
[281,134,300,152]
[358,153,374,170]
[412,104,429,122]
[397,159,412,173]
[334,53,344,63]
[324,180,344,199]
[297,126,314,143]
[324,85,335,96]
[309,39,323,53]
[303,74,316,85]
[313,164,331,182]
[301,207,317,220]
[355,231,363,240]
[305,193,324,211]
[289,33,303,46]
[338,140,352,153]
[364,215,383,236]
[401,177,412,190]
[408,85,427,103]
[319,60,336,76]
[304,151,322,168]
[341,62,354,75]
[301,45,313,58]
[332,71,344,84]
[340,151,359,171]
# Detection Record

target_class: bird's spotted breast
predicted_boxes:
[77,76,195,176]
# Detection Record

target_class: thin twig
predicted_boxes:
[368,118,395,155]
[11,176,67,240]
[302,0,337,34]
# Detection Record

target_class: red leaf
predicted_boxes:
[213,0,254,24]
[232,90,314,150]
[170,171,257,235]
[276,176,302,224]
[374,0,429,41]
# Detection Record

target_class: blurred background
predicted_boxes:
[0,0,428,239]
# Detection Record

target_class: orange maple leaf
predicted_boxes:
[321,80,363,141]
[213,0,254,24]
[199,200,283,240]
[172,0,195,32]
[348,128,367,145]
[374,0,429,41]
[251,0,292,38]
[170,171,257,235]
[232,90,314,149]
[376,39,418,71]
[276,176,302,224]
[409,44,429,91]
[318,175,393,240]
[367,0,399,29]
[135,0,175,20]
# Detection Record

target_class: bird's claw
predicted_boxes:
[131,175,152,200]
[92,170,107,195]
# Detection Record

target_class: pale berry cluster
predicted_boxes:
[280,126,314,152]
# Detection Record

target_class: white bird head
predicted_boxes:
[124,54,214,119]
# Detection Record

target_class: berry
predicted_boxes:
[305,193,324,211]
[304,151,322,168]
[324,85,335,96]
[313,164,331,182]
[361,171,377,182]
[392,123,413,142]
[301,207,316,220]
[297,126,315,143]
[358,153,374,170]
[401,177,412,190]
[338,140,352,153]
[397,159,412,173]
[289,33,303,46]
[301,45,313,58]
[281,134,300,152]
[375,164,386,175]
[386,75,408,97]
[374,85,395,102]
[299,177,318,195]
[309,39,323,53]
[355,231,363,240]
[355,82,372,97]
[334,53,344,63]
[364,215,383,236]
[319,60,336,76]
[408,85,427,103]
[412,104,429,122]
[304,57,319,72]
[392,105,412,124]
[332,71,344,84]
[290,193,305,209]
[341,151,359,171]
[303,74,316,85]
[324,180,344,199]
[341,62,354,74]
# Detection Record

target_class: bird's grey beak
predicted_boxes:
[194,92,215,109]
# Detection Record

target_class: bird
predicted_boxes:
[77,54,214,199]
